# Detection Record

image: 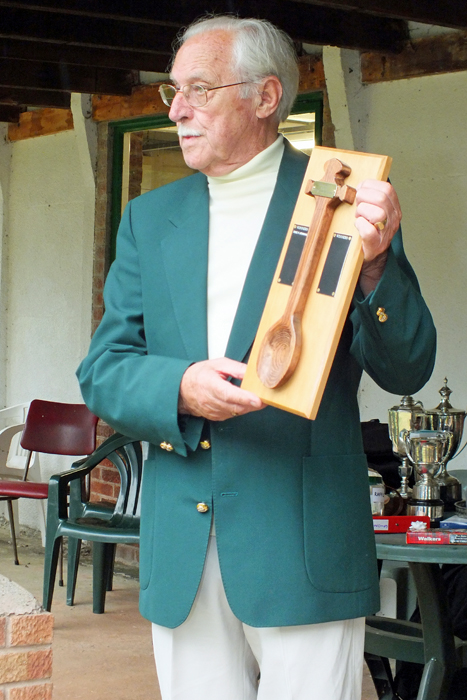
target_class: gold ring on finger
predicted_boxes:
[374,218,387,231]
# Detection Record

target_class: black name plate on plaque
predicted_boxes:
[278,224,308,286]
[278,227,351,298]
[316,233,351,297]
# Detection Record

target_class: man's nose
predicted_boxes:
[168,90,193,122]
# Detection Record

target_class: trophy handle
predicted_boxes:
[400,429,413,464]
[439,429,454,466]
[451,436,467,461]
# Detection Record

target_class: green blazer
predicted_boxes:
[77,142,436,628]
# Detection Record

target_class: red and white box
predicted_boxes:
[406,529,467,545]
[373,515,431,533]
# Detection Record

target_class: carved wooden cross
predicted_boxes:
[256,158,356,389]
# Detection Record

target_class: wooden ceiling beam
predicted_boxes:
[0,86,71,107]
[0,0,185,24]
[0,6,176,52]
[291,0,467,30]
[225,1,408,51]
[361,30,467,83]
[0,58,136,95]
[8,107,73,140]
[0,103,22,122]
[0,38,171,72]
[5,0,466,30]
[0,1,408,52]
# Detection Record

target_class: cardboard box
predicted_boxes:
[373,515,430,533]
[406,529,467,544]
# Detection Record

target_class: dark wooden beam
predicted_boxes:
[0,6,176,52]
[0,39,171,72]
[0,1,408,52]
[361,30,467,83]
[0,0,184,24]
[0,103,22,122]
[290,0,467,30]
[0,58,136,95]
[0,86,71,107]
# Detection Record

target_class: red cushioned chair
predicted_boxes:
[0,399,98,565]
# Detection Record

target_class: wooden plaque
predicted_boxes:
[241,146,392,420]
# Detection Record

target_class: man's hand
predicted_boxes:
[355,180,402,295]
[178,358,266,421]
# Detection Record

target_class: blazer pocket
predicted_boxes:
[303,454,377,593]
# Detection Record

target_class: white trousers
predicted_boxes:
[152,536,365,700]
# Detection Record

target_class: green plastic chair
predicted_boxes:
[43,433,142,614]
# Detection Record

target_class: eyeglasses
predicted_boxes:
[159,82,249,108]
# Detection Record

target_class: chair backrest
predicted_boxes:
[69,434,143,526]
[0,403,29,431]
[0,423,26,479]
[20,400,98,456]
[103,439,143,522]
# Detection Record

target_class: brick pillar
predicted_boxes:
[0,576,53,700]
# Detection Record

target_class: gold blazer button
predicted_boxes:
[160,442,174,451]
[200,440,211,450]
[196,502,209,513]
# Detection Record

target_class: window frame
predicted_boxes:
[109,92,323,262]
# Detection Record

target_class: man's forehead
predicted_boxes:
[171,31,234,83]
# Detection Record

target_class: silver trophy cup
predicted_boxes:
[423,379,466,510]
[403,429,453,522]
[388,396,425,499]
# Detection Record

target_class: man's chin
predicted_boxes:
[180,147,203,171]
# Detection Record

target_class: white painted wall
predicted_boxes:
[0,97,96,529]
[325,48,467,469]
[0,125,12,411]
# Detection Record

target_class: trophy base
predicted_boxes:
[407,497,444,523]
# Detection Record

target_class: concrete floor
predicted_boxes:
[0,523,378,700]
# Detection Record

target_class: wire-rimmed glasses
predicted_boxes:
[159,82,249,108]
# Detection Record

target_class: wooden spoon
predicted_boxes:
[256,158,356,389]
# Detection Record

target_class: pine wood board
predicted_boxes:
[241,145,392,420]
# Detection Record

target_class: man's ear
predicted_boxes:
[256,76,283,119]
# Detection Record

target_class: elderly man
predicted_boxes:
[77,15,436,700]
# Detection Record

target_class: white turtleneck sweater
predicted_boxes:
[207,135,284,359]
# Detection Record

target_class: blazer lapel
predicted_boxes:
[161,173,209,361]
[225,142,309,362]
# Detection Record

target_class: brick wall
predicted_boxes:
[0,578,53,700]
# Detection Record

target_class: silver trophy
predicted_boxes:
[388,396,425,499]
[403,429,453,522]
[423,379,466,510]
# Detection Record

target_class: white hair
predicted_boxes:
[172,15,299,123]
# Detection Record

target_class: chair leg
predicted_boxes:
[92,541,108,614]
[42,535,63,612]
[105,543,116,592]
[59,541,64,586]
[364,653,402,700]
[66,537,82,606]
[6,499,19,565]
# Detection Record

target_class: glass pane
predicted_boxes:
[279,112,316,155]
[120,108,317,213]
[121,126,195,214]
